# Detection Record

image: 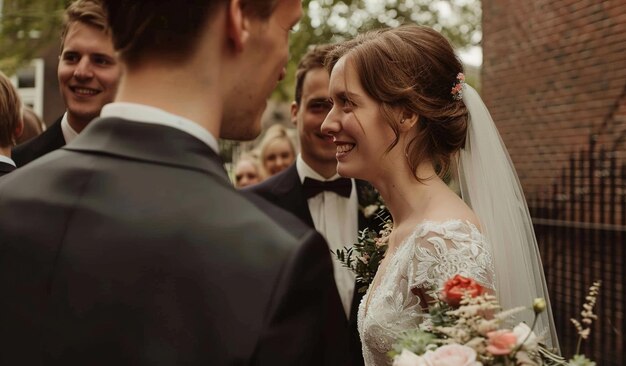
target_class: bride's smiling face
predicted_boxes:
[321,56,397,180]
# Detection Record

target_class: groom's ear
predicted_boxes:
[226,0,251,53]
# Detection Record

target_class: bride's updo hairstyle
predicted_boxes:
[325,25,468,180]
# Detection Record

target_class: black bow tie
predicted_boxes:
[302,177,352,199]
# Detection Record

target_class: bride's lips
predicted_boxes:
[334,140,356,159]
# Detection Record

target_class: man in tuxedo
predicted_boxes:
[0,71,23,177]
[0,1,348,365]
[12,0,121,167]
[247,44,387,366]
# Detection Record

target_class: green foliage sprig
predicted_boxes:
[336,221,392,294]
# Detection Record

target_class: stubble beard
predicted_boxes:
[221,112,263,141]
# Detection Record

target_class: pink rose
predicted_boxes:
[393,349,427,366]
[421,344,482,366]
[486,330,517,355]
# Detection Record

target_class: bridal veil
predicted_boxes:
[457,85,560,352]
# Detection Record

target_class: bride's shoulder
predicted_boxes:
[414,193,482,235]
[413,219,482,239]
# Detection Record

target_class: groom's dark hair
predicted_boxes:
[294,44,335,105]
[102,0,279,69]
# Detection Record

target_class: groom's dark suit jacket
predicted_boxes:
[247,164,386,366]
[12,116,65,168]
[0,117,348,365]
[0,161,15,177]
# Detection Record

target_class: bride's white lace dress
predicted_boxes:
[357,220,496,366]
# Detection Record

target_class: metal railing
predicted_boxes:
[530,142,625,365]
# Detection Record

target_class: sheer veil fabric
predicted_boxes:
[457,85,560,351]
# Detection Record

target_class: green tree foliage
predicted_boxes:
[276,0,481,100]
[0,0,68,74]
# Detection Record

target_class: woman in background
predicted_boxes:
[258,124,295,177]
[233,152,262,188]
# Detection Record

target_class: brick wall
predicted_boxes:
[482,1,626,363]
[482,0,626,200]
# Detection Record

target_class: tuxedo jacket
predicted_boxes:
[0,161,15,177]
[12,116,65,168]
[246,164,387,366]
[0,117,348,365]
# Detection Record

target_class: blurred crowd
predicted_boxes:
[233,124,296,188]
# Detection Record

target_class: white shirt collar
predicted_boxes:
[100,102,220,154]
[60,112,79,144]
[0,154,16,167]
[296,154,342,183]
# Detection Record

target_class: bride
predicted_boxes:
[321,25,558,365]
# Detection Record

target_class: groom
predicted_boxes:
[248,44,387,366]
[0,1,348,365]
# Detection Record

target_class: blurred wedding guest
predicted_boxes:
[0,71,23,177]
[247,44,388,366]
[16,106,45,144]
[259,123,295,177]
[0,0,348,365]
[12,0,121,167]
[233,152,262,188]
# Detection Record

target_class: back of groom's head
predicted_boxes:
[102,0,279,68]
[100,0,299,142]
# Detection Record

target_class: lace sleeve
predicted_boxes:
[406,220,496,292]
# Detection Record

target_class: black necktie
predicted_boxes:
[302,177,352,199]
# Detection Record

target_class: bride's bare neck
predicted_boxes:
[373,161,440,222]
[372,162,478,250]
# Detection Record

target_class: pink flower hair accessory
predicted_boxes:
[451,72,465,101]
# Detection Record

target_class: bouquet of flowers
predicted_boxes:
[390,275,600,366]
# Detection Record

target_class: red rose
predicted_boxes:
[441,274,484,307]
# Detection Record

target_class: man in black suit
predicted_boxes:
[0,1,348,365]
[12,0,121,167]
[247,44,387,366]
[0,71,23,177]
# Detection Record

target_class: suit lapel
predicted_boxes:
[42,117,66,150]
[0,162,15,177]
[12,116,66,167]
[32,116,66,152]
[356,180,368,231]
[270,165,315,227]
[356,179,390,230]
[64,117,230,184]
